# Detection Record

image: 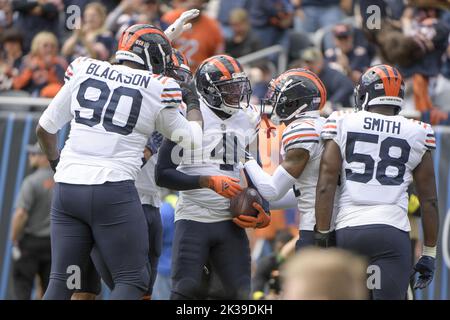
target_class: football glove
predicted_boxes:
[412,255,435,290]
[180,81,200,112]
[233,202,271,229]
[207,176,242,198]
[313,226,336,248]
[164,9,200,42]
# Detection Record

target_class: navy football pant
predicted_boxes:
[336,224,412,300]
[170,219,251,300]
[43,181,150,300]
[88,204,162,296]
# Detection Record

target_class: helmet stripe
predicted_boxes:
[274,69,327,109]
[223,55,242,74]
[121,27,170,51]
[372,65,403,97]
[207,57,232,79]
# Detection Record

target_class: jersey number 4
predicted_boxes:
[75,79,142,135]
[345,132,411,186]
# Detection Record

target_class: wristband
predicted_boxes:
[422,245,437,258]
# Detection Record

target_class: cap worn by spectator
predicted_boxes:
[333,23,352,38]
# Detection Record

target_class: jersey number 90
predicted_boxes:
[345,132,411,186]
[75,79,142,135]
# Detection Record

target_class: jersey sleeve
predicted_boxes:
[38,82,73,134]
[64,56,89,84]
[160,77,182,109]
[423,123,436,151]
[321,111,340,140]
[281,121,320,154]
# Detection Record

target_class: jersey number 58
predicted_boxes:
[345,132,411,186]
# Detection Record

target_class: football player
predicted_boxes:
[35,20,233,300]
[242,68,330,249]
[155,55,271,299]
[315,64,439,299]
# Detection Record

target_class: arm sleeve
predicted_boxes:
[269,188,298,210]
[38,82,73,134]
[154,138,203,190]
[15,178,34,212]
[244,160,297,201]
[244,142,270,212]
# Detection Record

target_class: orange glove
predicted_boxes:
[233,202,271,229]
[207,176,242,198]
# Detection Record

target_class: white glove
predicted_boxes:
[12,245,21,261]
[0,74,12,91]
[164,9,200,41]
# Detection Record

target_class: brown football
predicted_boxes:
[229,187,263,218]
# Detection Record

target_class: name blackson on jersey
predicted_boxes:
[175,102,260,223]
[39,56,194,185]
[321,110,436,231]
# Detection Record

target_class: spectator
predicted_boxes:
[0,28,24,92]
[106,0,162,41]
[294,47,354,109]
[293,0,344,34]
[225,8,262,59]
[12,0,61,53]
[11,143,54,300]
[62,2,115,61]
[216,0,250,39]
[281,248,369,300]
[249,0,293,49]
[152,193,176,300]
[12,31,67,97]
[252,230,293,300]
[0,0,14,33]
[324,23,372,83]
[161,0,223,71]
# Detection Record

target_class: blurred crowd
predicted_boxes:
[2,0,448,300]
[0,0,450,124]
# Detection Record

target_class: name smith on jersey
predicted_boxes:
[363,116,401,134]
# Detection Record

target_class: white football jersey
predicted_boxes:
[322,110,436,231]
[135,155,161,207]
[39,57,184,184]
[175,101,260,223]
[280,113,326,231]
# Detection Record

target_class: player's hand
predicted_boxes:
[233,202,271,229]
[180,81,200,112]
[313,226,335,248]
[164,9,200,41]
[206,176,242,198]
[412,256,435,290]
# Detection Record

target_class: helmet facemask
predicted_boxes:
[205,75,252,115]
[264,79,314,125]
